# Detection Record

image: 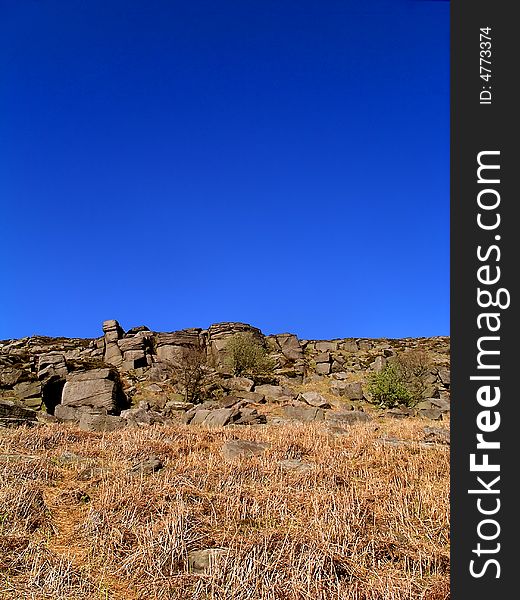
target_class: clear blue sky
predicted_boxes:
[0,0,449,340]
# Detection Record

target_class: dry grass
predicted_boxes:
[0,419,449,599]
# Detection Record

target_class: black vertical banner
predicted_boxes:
[451,1,518,598]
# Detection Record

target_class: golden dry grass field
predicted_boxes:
[0,419,449,600]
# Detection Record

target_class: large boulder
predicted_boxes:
[275,334,303,361]
[60,368,125,413]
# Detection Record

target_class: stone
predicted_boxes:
[218,396,242,408]
[37,353,67,380]
[385,407,414,419]
[278,459,314,473]
[315,352,330,364]
[189,409,211,425]
[0,399,38,427]
[418,408,443,421]
[221,377,254,392]
[275,334,303,361]
[315,362,331,375]
[233,391,266,404]
[330,380,364,400]
[207,322,264,369]
[233,410,267,425]
[104,342,123,367]
[120,406,165,426]
[13,380,41,400]
[315,341,338,352]
[79,410,127,432]
[299,391,331,408]
[372,356,387,373]
[282,405,326,422]
[358,340,373,350]
[254,384,292,401]
[102,320,124,343]
[203,408,239,428]
[54,404,84,423]
[438,367,450,386]
[164,400,194,413]
[187,548,229,574]
[118,337,145,353]
[423,426,450,445]
[129,456,164,475]
[221,439,269,461]
[341,340,359,352]
[429,397,450,411]
[325,410,371,425]
[61,368,124,412]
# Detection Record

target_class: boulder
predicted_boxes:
[78,410,127,432]
[315,362,331,375]
[13,380,41,401]
[0,399,38,427]
[330,380,364,400]
[202,408,239,428]
[221,377,254,392]
[102,320,124,343]
[275,334,303,361]
[341,340,359,352]
[129,456,164,475]
[221,439,269,462]
[104,342,123,367]
[315,341,337,352]
[278,459,314,473]
[37,353,67,380]
[325,410,371,425]
[254,384,293,402]
[282,405,326,422]
[299,391,331,408]
[438,367,450,386]
[233,409,267,425]
[233,391,266,404]
[55,405,84,423]
[120,405,166,426]
[61,368,125,413]
[372,356,387,373]
[187,548,229,574]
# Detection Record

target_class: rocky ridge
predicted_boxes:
[0,320,450,429]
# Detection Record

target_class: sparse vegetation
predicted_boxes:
[225,333,275,377]
[367,350,434,408]
[0,419,449,599]
[176,347,208,404]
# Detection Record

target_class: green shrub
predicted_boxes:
[367,350,432,408]
[367,363,413,408]
[225,333,275,377]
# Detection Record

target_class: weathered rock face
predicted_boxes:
[155,329,202,367]
[206,322,264,370]
[0,319,450,428]
[61,368,126,414]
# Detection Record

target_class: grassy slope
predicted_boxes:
[0,419,449,600]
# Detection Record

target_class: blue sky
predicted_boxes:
[0,0,449,340]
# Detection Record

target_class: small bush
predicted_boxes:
[367,350,432,408]
[367,363,413,408]
[225,333,275,377]
[177,347,208,404]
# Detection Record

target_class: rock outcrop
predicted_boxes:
[0,319,450,428]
